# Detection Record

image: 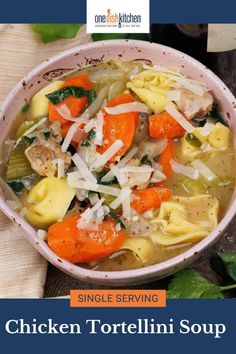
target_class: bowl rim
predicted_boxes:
[0,39,236,283]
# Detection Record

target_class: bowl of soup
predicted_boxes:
[0,40,235,285]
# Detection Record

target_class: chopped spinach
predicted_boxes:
[66,144,76,155]
[21,104,30,114]
[81,129,96,147]
[81,139,91,147]
[141,154,152,165]
[208,104,228,127]
[8,180,24,194]
[87,129,96,141]
[21,136,35,145]
[46,86,96,105]
[43,132,50,140]
[186,133,202,148]
[108,211,125,229]
[97,170,117,185]
[191,116,207,127]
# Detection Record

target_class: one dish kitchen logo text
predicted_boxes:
[95,9,141,28]
[87,0,150,33]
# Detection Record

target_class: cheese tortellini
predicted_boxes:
[149,195,219,246]
[182,123,230,159]
[30,80,65,119]
[127,69,172,113]
[25,177,75,227]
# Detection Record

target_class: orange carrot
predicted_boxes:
[131,186,172,214]
[158,139,175,177]
[97,93,139,162]
[47,216,126,264]
[149,111,185,139]
[48,75,92,126]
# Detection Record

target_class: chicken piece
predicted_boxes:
[25,133,71,177]
[127,159,152,190]
[176,88,213,119]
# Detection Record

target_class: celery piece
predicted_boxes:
[6,144,33,181]
[15,121,35,140]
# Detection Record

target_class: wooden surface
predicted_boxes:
[0,24,236,297]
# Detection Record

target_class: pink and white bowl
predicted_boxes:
[0,40,236,286]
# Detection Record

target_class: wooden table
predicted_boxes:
[0,24,235,297]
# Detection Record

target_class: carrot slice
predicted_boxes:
[149,111,185,139]
[47,216,126,264]
[63,75,93,90]
[48,75,92,126]
[97,93,139,162]
[158,139,175,177]
[131,186,172,214]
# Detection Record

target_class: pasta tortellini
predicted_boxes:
[149,195,219,246]
[127,70,172,113]
[121,237,153,263]
[182,123,230,159]
[25,177,75,227]
[30,80,65,119]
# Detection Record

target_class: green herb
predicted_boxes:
[141,154,152,165]
[218,252,236,281]
[92,33,149,42]
[8,180,24,194]
[87,129,96,141]
[186,133,202,148]
[32,24,82,43]
[21,136,35,145]
[167,269,236,299]
[81,139,90,147]
[108,211,125,229]
[191,116,207,127]
[97,170,117,185]
[66,144,76,155]
[43,132,50,140]
[46,86,96,105]
[21,104,30,113]
[208,104,228,127]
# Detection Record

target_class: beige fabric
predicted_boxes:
[0,24,91,298]
[0,212,48,298]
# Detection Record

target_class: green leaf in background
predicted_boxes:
[167,269,223,299]
[218,252,236,281]
[32,24,82,43]
[92,33,149,41]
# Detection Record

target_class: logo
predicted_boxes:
[87,0,150,33]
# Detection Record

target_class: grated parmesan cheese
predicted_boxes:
[104,102,150,115]
[171,160,199,180]
[191,160,217,181]
[72,153,97,184]
[109,187,131,209]
[90,140,124,171]
[165,104,195,133]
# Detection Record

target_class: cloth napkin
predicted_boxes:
[0,24,91,298]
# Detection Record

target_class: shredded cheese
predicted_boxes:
[101,146,138,183]
[94,110,104,146]
[37,229,48,241]
[72,153,97,184]
[90,140,124,171]
[104,102,150,115]
[191,160,217,181]
[61,118,88,152]
[121,166,154,173]
[171,160,199,180]
[109,187,131,209]
[110,165,128,187]
[165,104,195,133]
[67,178,120,197]
[54,104,79,122]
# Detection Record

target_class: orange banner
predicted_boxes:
[70,290,166,307]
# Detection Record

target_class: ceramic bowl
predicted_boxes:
[0,40,236,286]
